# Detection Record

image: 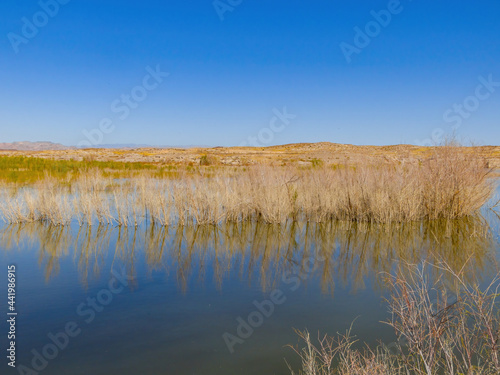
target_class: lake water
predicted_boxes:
[1,204,499,374]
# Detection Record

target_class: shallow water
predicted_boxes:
[1,211,499,374]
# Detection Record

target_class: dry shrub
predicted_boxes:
[418,145,494,219]
[287,327,404,375]
[287,261,500,375]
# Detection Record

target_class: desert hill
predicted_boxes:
[0,142,499,169]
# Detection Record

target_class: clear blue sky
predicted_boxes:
[1,0,499,147]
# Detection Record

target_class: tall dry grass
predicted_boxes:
[0,146,495,226]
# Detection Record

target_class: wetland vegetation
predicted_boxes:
[1,144,499,374]
[0,145,496,226]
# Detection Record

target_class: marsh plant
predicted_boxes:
[287,261,500,375]
[0,146,496,226]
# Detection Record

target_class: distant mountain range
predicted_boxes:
[0,141,75,151]
[0,141,209,151]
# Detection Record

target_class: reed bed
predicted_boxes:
[0,147,496,226]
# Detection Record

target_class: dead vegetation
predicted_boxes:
[287,261,500,375]
[0,145,496,226]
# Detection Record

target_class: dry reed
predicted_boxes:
[0,146,495,226]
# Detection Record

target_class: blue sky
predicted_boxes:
[1,0,499,147]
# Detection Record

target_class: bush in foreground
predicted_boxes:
[287,261,500,375]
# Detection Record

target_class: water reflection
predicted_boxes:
[0,216,498,292]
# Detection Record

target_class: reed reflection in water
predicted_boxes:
[1,216,497,294]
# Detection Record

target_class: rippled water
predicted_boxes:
[1,206,499,374]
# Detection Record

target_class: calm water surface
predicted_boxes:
[1,206,499,374]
